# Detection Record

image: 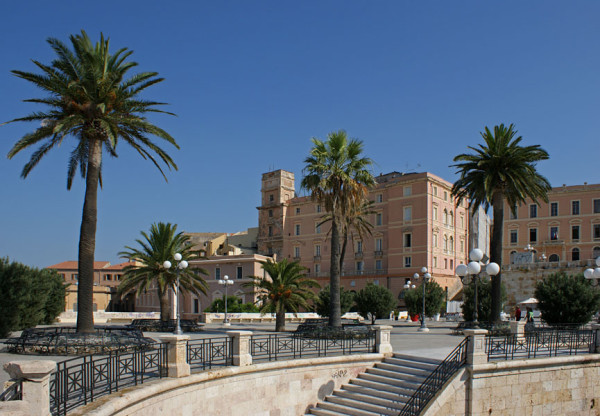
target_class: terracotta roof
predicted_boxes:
[47,261,111,270]
[104,261,137,270]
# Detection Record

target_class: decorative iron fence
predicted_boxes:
[486,328,594,361]
[250,332,376,363]
[0,380,22,402]
[49,343,167,416]
[187,337,232,371]
[398,337,469,416]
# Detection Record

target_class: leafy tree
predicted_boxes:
[7,31,178,333]
[205,295,259,313]
[315,285,355,317]
[403,281,445,318]
[301,130,374,327]
[118,222,208,321]
[451,124,551,321]
[354,283,396,324]
[461,278,507,322]
[535,272,600,325]
[243,258,320,332]
[0,258,66,337]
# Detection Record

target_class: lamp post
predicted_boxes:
[218,275,234,326]
[584,257,600,284]
[414,267,432,333]
[455,248,499,329]
[163,253,188,335]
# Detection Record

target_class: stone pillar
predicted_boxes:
[3,360,56,416]
[227,331,253,366]
[510,321,526,338]
[463,329,489,366]
[373,325,393,355]
[159,335,191,378]
[591,324,600,353]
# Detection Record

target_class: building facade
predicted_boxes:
[257,169,470,302]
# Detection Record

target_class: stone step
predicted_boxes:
[325,395,399,416]
[349,377,416,397]
[377,360,435,376]
[367,366,427,383]
[317,400,382,416]
[341,383,410,404]
[390,354,442,367]
[305,406,348,416]
[333,389,406,410]
[358,372,422,389]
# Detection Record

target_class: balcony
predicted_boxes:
[354,252,363,259]
[374,250,383,258]
[542,239,564,246]
[313,255,321,262]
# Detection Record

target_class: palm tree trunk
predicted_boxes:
[490,191,504,322]
[76,139,102,333]
[275,308,286,332]
[329,216,342,327]
[159,287,171,321]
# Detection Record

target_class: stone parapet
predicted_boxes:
[159,335,191,378]
[2,360,56,416]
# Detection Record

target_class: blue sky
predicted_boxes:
[1,1,598,268]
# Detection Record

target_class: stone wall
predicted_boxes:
[424,355,600,416]
[69,354,381,416]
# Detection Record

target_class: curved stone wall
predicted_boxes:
[70,354,384,416]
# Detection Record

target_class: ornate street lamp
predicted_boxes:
[163,253,188,335]
[584,257,600,284]
[414,267,432,333]
[455,248,499,329]
[218,275,234,326]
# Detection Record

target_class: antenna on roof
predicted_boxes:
[404,163,421,173]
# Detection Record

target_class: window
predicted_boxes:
[572,225,580,240]
[594,224,600,240]
[315,223,321,234]
[404,256,412,267]
[296,207,301,214]
[460,240,464,253]
[530,204,537,218]
[376,194,383,203]
[72,274,78,281]
[443,210,448,225]
[549,254,559,262]
[269,194,274,202]
[375,259,382,270]
[376,213,382,226]
[460,215,464,228]
[433,186,438,197]
[356,261,364,272]
[433,207,438,220]
[193,299,199,314]
[510,230,518,244]
[433,257,438,268]
[572,248,580,261]
[595,199,600,214]
[268,209,273,217]
[295,224,300,236]
[444,191,448,201]
[356,241,363,253]
[404,233,412,248]
[314,264,320,274]
[268,247,273,255]
[375,238,383,251]
[550,226,559,241]
[444,258,448,269]
[550,202,558,217]
[449,236,454,253]
[294,246,300,258]
[315,245,321,256]
[215,268,221,280]
[529,228,537,243]
[443,235,448,251]
[236,266,243,279]
[403,186,412,197]
[268,226,273,237]
[572,201,580,215]
[433,233,438,248]
[449,211,454,227]
[594,246,600,258]
[404,206,412,221]
[316,205,322,213]
[510,206,518,219]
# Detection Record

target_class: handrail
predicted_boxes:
[0,380,22,402]
[398,337,469,416]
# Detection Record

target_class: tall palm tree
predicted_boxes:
[243,258,319,332]
[118,222,208,322]
[6,31,178,333]
[301,130,374,327]
[451,124,551,321]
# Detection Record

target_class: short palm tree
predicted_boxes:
[6,31,178,333]
[301,130,374,327]
[451,123,551,321]
[118,222,208,322]
[243,258,320,332]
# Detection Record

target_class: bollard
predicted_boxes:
[227,331,253,366]
[373,325,393,355]
[159,335,191,377]
[463,329,489,366]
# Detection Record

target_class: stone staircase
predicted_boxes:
[305,354,441,416]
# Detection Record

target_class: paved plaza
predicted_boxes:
[0,319,461,386]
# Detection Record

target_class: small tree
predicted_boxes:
[315,285,355,317]
[205,296,259,313]
[354,283,396,324]
[403,281,445,318]
[535,272,600,325]
[461,278,507,322]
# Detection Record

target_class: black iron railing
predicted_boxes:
[0,380,22,401]
[49,343,167,416]
[187,337,233,371]
[399,337,469,416]
[250,331,375,363]
[486,328,594,361]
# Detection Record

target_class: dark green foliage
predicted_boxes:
[205,296,259,313]
[354,283,396,324]
[461,278,507,322]
[315,285,355,317]
[0,258,66,337]
[535,272,600,325]
[403,281,445,318]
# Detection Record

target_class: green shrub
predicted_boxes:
[534,272,600,325]
[461,278,506,322]
[204,295,259,313]
[403,280,445,318]
[354,283,396,324]
[314,285,355,317]
[0,258,66,337]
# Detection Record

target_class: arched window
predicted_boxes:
[593,246,600,259]
[510,250,517,264]
[449,211,454,227]
[549,254,560,262]
[449,236,454,253]
[443,210,448,225]
[443,235,448,251]
[572,248,580,261]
